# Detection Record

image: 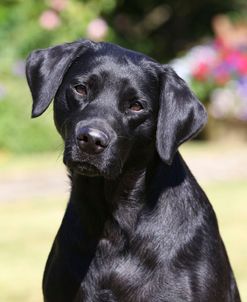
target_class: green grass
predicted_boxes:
[204,180,247,301]
[0,148,246,301]
[0,197,67,302]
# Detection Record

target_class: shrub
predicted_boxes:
[0,76,61,153]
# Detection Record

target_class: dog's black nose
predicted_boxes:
[76,127,109,154]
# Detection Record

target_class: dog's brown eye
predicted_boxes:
[129,101,143,112]
[74,84,87,96]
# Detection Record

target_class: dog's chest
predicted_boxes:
[78,217,167,302]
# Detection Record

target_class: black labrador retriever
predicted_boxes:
[26,40,241,302]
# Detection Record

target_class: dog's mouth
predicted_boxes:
[67,160,102,177]
[65,159,122,179]
[63,142,124,179]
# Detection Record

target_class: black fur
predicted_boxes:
[26,40,241,302]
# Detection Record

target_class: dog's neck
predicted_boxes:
[68,151,157,235]
[68,151,187,240]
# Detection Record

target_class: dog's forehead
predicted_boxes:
[96,41,155,65]
[68,43,159,84]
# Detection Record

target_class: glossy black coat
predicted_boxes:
[26,40,241,302]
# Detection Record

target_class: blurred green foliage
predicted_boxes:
[0,77,61,153]
[0,0,245,153]
[0,0,116,153]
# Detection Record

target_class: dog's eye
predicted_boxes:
[74,84,87,96]
[129,101,143,112]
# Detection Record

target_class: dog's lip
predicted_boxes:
[67,160,101,176]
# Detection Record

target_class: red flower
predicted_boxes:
[192,63,209,81]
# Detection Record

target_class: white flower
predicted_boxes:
[209,87,236,118]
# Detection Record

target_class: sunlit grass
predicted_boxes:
[0,152,63,173]
[0,197,67,302]
[204,180,247,301]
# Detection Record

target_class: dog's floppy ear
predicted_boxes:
[156,65,207,165]
[26,40,93,118]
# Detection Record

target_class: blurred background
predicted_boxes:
[0,0,247,301]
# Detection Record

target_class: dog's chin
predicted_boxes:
[66,160,121,179]
[67,161,102,177]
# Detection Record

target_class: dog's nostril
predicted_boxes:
[81,135,88,143]
[95,140,103,147]
[76,127,109,154]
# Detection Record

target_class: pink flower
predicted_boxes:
[86,18,108,41]
[214,71,230,85]
[49,0,68,12]
[39,10,61,30]
[236,55,247,75]
[224,51,247,75]
[0,84,6,100]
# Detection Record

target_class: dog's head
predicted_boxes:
[26,40,207,178]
